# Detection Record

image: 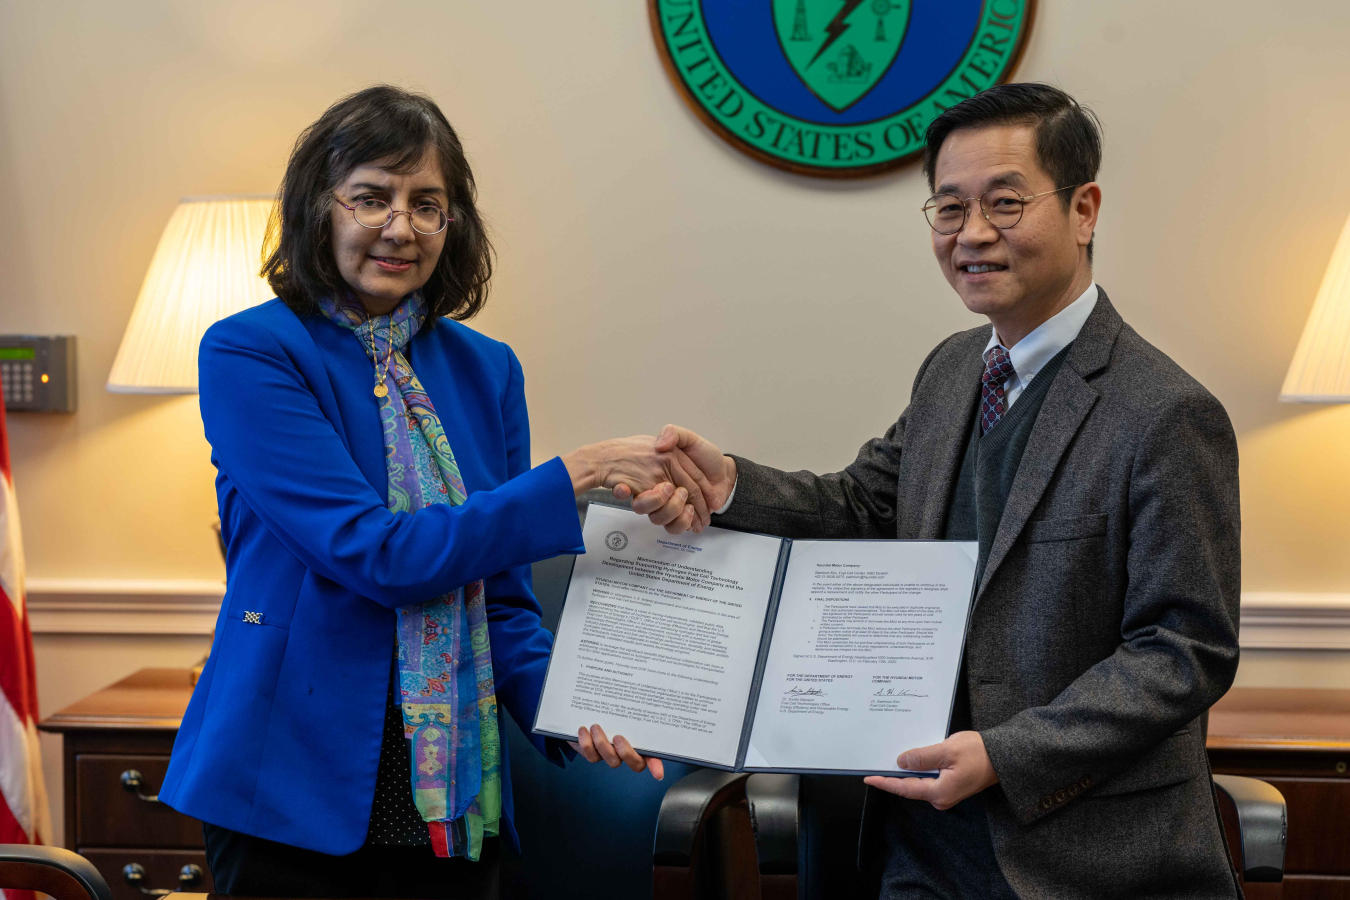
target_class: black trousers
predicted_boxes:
[879,790,1017,900]
[203,823,500,899]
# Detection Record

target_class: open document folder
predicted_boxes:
[534,505,979,776]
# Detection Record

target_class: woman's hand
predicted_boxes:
[620,425,736,534]
[570,724,665,781]
[561,435,715,531]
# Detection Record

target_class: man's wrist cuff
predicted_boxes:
[714,477,738,515]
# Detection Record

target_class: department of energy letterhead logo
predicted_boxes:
[606,531,629,551]
[650,0,1034,177]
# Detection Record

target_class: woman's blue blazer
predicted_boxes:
[160,299,585,856]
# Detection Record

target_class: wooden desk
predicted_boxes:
[39,668,213,900]
[39,672,1350,900]
[1209,688,1350,900]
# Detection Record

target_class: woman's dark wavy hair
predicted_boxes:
[263,85,492,323]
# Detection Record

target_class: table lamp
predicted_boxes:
[1281,211,1350,403]
[107,195,274,680]
[107,195,275,394]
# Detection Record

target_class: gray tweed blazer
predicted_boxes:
[715,291,1243,899]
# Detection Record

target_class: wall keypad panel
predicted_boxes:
[0,335,77,413]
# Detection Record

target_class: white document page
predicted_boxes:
[535,506,783,767]
[744,540,978,773]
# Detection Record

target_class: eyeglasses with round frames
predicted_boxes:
[335,196,452,236]
[922,185,1079,235]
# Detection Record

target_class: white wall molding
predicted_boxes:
[20,579,1350,646]
[1239,592,1350,650]
[25,577,223,635]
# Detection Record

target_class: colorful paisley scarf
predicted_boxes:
[319,292,501,861]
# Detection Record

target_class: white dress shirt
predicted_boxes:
[983,282,1098,410]
[715,282,1099,515]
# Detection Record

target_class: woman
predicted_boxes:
[159,85,712,899]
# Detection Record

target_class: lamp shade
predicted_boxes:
[1281,211,1350,403]
[107,195,275,394]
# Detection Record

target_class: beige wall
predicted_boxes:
[5,0,1350,589]
[4,1,1350,836]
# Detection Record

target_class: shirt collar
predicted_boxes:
[983,282,1099,381]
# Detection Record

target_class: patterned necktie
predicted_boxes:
[980,345,1017,435]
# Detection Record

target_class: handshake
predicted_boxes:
[560,424,736,534]
[559,423,735,779]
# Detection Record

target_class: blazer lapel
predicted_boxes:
[974,291,1124,600]
[911,336,985,539]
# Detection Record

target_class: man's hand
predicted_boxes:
[616,425,736,533]
[570,724,665,781]
[862,731,998,810]
[560,435,715,531]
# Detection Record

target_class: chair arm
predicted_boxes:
[746,774,801,876]
[0,845,112,900]
[1212,774,1286,883]
[654,769,752,867]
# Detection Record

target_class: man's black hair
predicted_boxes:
[923,83,1102,262]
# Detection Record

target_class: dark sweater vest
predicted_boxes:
[944,344,1071,733]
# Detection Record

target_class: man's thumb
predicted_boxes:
[898,742,946,771]
[655,424,683,452]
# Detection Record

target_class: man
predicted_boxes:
[624,83,1242,898]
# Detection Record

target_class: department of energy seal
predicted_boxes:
[606,531,629,551]
[649,0,1035,177]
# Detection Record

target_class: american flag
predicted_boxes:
[0,399,51,900]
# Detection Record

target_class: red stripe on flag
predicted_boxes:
[0,395,30,723]
[0,584,35,727]
[0,391,35,723]
[0,701,38,900]
[0,384,46,854]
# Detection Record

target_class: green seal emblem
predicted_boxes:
[650,0,1035,177]
[773,0,913,113]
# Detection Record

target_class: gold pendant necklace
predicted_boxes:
[372,317,394,398]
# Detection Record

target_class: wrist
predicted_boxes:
[561,445,604,496]
[722,455,737,489]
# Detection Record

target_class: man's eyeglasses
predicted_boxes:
[335,196,452,236]
[922,185,1079,235]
